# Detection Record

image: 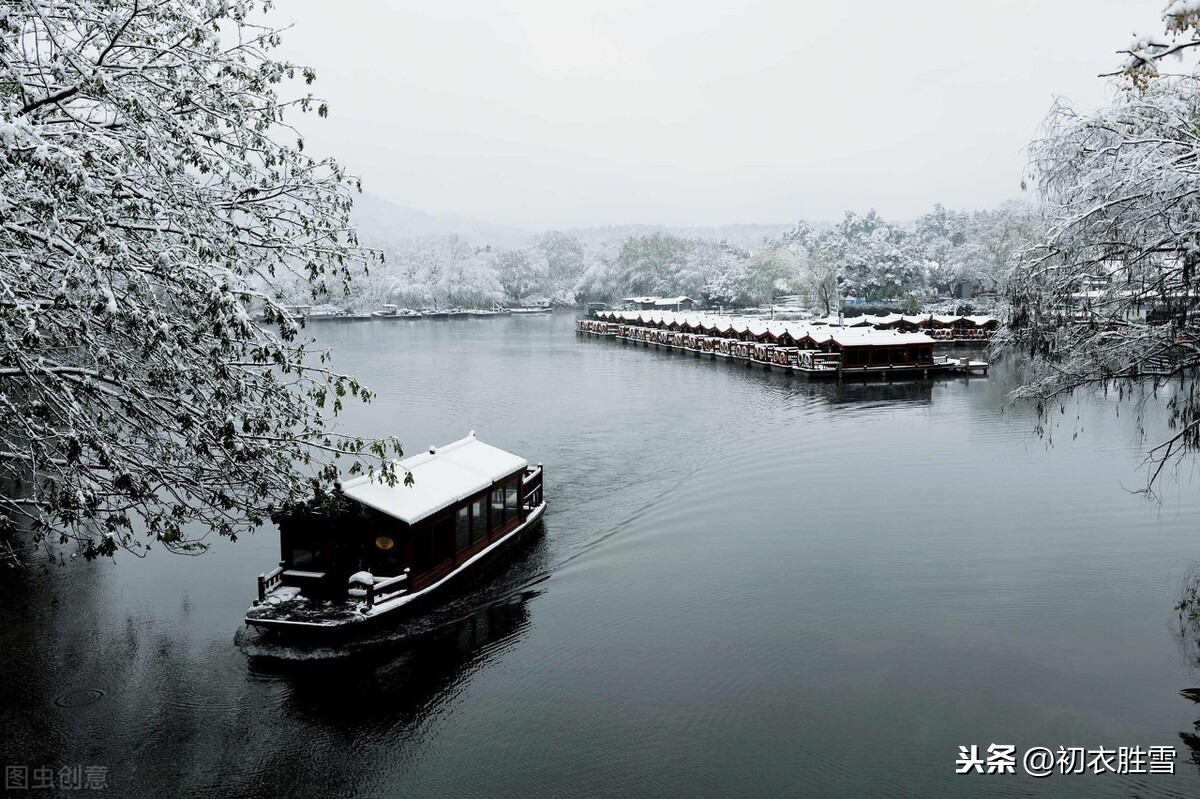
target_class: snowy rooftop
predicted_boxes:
[340,432,527,525]
[597,309,997,330]
[831,331,935,347]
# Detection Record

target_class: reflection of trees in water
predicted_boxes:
[0,563,72,774]
[0,525,547,798]
[1173,565,1200,772]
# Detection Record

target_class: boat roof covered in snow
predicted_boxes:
[830,331,935,347]
[340,432,527,525]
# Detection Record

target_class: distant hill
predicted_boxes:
[564,222,798,249]
[350,192,803,250]
[350,193,532,248]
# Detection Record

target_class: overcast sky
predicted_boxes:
[269,0,1165,229]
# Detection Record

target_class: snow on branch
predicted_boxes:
[1007,75,1200,490]
[0,1,400,561]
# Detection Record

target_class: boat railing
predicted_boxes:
[523,464,544,508]
[257,564,284,602]
[357,571,409,608]
[348,571,408,608]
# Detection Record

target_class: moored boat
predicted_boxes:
[578,310,990,377]
[244,432,546,636]
[372,304,420,319]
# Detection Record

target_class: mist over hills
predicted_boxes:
[351,192,797,249]
[350,192,531,247]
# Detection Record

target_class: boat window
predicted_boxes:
[285,530,324,568]
[491,486,508,528]
[432,515,455,565]
[455,506,470,552]
[505,481,520,515]
[471,498,487,543]
[291,546,319,567]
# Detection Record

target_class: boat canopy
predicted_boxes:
[831,331,935,347]
[600,309,998,334]
[341,432,528,524]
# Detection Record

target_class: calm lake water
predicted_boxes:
[5,312,1200,798]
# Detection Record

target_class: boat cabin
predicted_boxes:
[830,332,936,368]
[261,433,544,610]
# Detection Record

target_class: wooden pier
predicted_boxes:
[576,311,989,379]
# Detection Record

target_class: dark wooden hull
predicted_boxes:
[244,502,546,641]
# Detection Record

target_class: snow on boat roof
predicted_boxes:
[606,309,1000,332]
[340,432,527,525]
[831,331,935,347]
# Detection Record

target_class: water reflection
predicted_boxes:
[575,333,998,413]
[1176,566,1200,775]
[829,379,935,407]
[253,591,536,727]
[6,315,1200,798]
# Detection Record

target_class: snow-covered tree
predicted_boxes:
[434,236,501,307]
[530,231,587,304]
[493,247,537,304]
[742,245,800,304]
[915,203,1039,296]
[801,238,841,315]
[572,241,622,303]
[0,0,402,561]
[695,240,749,309]
[1005,1,1200,490]
[915,205,968,292]
[827,211,922,302]
[617,233,691,297]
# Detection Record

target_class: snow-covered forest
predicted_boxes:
[310,200,1041,311]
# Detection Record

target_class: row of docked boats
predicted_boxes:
[598,309,1000,342]
[577,310,990,378]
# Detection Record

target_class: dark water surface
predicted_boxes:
[5,313,1200,798]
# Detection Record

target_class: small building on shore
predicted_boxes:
[623,296,696,311]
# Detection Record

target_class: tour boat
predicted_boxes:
[244,432,546,636]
